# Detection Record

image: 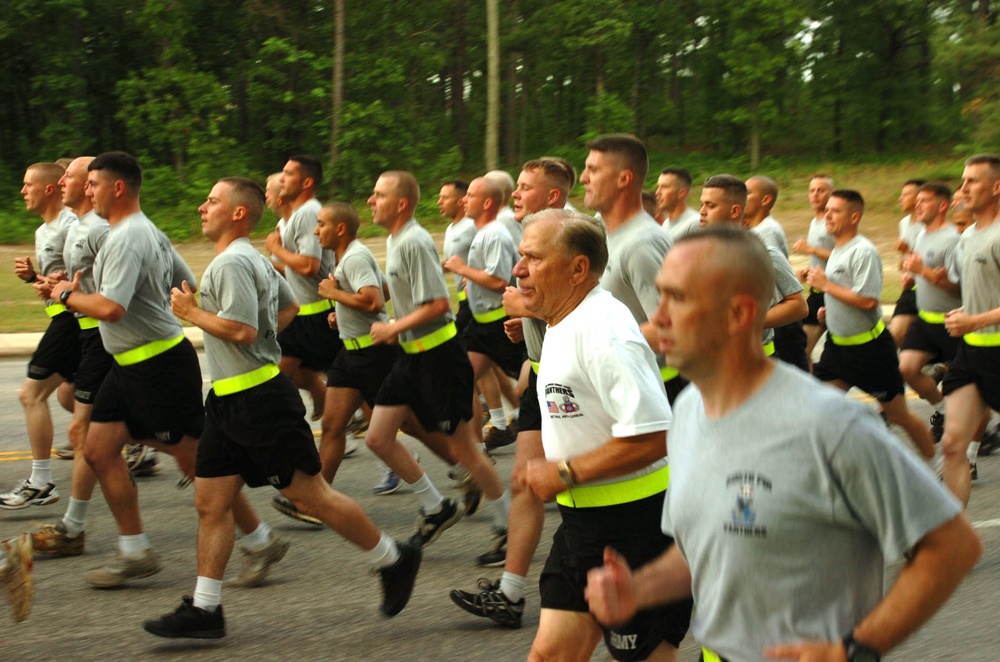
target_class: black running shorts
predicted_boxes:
[73,328,113,405]
[899,317,959,364]
[540,493,692,660]
[197,373,320,488]
[942,342,1000,411]
[326,343,400,407]
[277,310,343,371]
[91,338,204,444]
[813,329,904,403]
[461,316,527,379]
[27,311,79,381]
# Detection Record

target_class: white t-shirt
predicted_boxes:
[537,286,670,482]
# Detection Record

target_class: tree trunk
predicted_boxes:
[504,0,519,165]
[453,0,468,166]
[331,0,344,166]
[485,0,500,169]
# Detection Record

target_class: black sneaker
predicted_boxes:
[462,481,482,517]
[484,426,516,451]
[971,462,978,481]
[144,596,226,639]
[476,529,506,567]
[410,498,463,548]
[450,578,524,629]
[378,542,422,617]
[979,429,1000,457]
[929,412,944,442]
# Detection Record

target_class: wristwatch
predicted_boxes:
[843,634,880,662]
[557,460,576,487]
[59,289,72,306]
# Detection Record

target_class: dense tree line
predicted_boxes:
[1,0,997,240]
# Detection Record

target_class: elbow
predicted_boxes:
[235,328,258,346]
[104,305,126,323]
[431,298,451,317]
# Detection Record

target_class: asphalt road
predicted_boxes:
[0,354,997,661]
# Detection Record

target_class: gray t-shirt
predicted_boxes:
[443,216,476,293]
[94,212,186,355]
[662,362,961,662]
[466,220,518,314]
[35,206,77,278]
[497,207,523,245]
[333,239,389,340]
[823,235,883,337]
[200,237,295,383]
[281,198,336,306]
[912,225,961,314]
[385,218,454,344]
[665,207,700,242]
[898,214,923,250]
[751,215,789,257]
[63,210,109,296]
[806,217,834,269]
[602,210,672,370]
[957,220,1000,334]
[523,317,546,363]
[763,247,804,346]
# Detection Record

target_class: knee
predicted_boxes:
[67,419,89,448]
[17,382,41,408]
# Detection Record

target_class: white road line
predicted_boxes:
[972,518,1000,530]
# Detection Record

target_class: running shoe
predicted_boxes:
[229,536,290,588]
[272,495,323,526]
[410,498,463,548]
[377,542,422,617]
[144,596,225,639]
[971,462,978,481]
[476,529,507,568]
[979,428,1000,457]
[31,521,85,556]
[87,548,162,588]
[0,480,60,510]
[929,412,944,443]
[372,470,401,495]
[1,533,34,622]
[55,443,75,460]
[484,426,516,451]
[450,577,524,629]
[462,481,483,516]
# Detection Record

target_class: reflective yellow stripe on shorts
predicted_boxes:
[556,465,669,509]
[213,363,280,396]
[918,310,946,324]
[660,366,679,381]
[399,322,458,354]
[46,303,67,318]
[113,334,184,366]
[457,290,467,301]
[964,331,1000,347]
[77,316,99,330]
[472,306,507,324]
[297,299,333,316]
[342,334,374,351]
[702,647,724,662]
[763,341,775,356]
[829,319,885,346]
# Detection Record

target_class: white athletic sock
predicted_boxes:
[489,490,511,530]
[499,571,527,603]
[30,459,52,487]
[62,497,89,537]
[241,522,271,552]
[192,576,223,612]
[409,473,445,514]
[933,400,946,415]
[368,533,400,570]
[967,441,981,464]
[489,408,508,430]
[118,533,151,557]
[510,406,520,420]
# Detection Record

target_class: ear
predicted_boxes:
[233,205,248,223]
[731,204,743,221]
[762,194,775,209]
[728,293,758,335]
[618,169,633,190]
[113,179,128,198]
[547,189,561,207]
[567,254,591,285]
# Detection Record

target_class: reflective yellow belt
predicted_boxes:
[113,334,184,366]
[763,341,775,356]
[472,306,507,324]
[964,332,1000,347]
[530,360,540,375]
[457,290,467,301]
[660,366,679,381]
[297,299,333,316]
[918,310,946,324]
[829,319,886,346]
[343,334,374,351]
[77,316,99,330]
[400,322,458,354]
[556,465,669,508]
[701,647,727,662]
[46,303,67,318]
[213,363,280,396]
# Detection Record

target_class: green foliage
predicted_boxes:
[582,94,636,142]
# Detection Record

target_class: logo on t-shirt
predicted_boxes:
[723,471,770,538]
[544,383,582,419]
